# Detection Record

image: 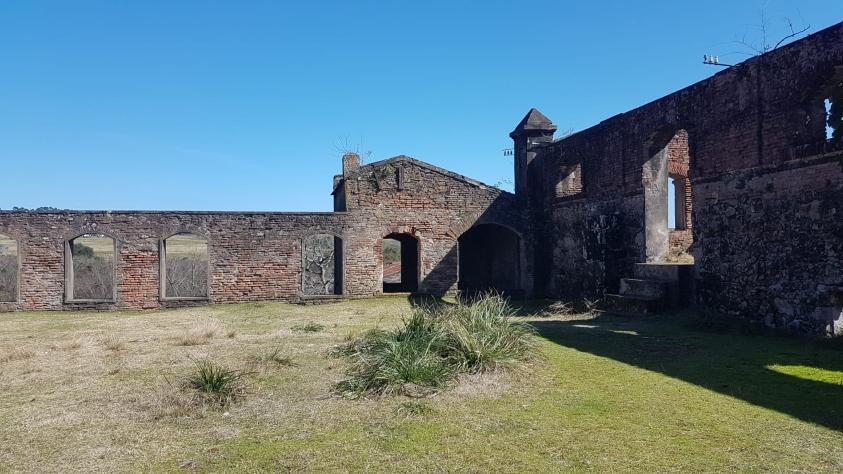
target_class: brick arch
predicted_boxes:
[380,225,422,239]
[64,230,120,243]
[446,216,524,243]
[379,226,422,293]
[161,228,211,241]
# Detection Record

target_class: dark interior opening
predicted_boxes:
[458,224,521,296]
[382,233,418,293]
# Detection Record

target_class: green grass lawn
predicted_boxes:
[0,297,841,472]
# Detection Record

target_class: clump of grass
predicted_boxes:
[102,333,124,352]
[292,322,325,333]
[336,312,453,398]
[62,340,82,351]
[174,323,218,346]
[185,360,248,407]
[0,348,35,363]
[226,329,237,339]
[149,383,202,419]
[334,293,538,398]
[440,295,538,373]
[396,401,435,417]
[175,333,208,347]
[251,347,296,367]
[539,301,575,317]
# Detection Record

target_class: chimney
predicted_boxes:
[342,152,360,175]
[510,109,556,205]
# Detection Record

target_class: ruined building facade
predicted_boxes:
[1,23,841,336]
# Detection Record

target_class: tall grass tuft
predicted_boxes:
[440,294,538,373]
[334,293,537,398]
[336,312,452,398]
[186,360,248,407]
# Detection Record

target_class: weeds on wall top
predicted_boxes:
[366,163,397,191]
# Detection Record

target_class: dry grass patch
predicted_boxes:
[0,347,35,363]
[101,333,123,352]
[174,321,221,346]
[57,339,83,351]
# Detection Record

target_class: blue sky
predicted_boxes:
[1,1,841,211]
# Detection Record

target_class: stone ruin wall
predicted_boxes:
[0,157,526,311]
[337,155,529,297]
[1,21,841,337]
[0,211,345,311]
[527,22,843,335]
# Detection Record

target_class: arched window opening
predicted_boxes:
[161,233,208,299]
[0,234,18,302]
[382,233,418,293]
[458,224,521,296]
[66,234,115,302]
[303,234,342,295]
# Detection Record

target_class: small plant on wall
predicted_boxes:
[367,163,397,191]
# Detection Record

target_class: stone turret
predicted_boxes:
[510,109,556,205]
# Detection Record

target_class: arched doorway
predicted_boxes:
[458,224,521,296]
[382,233,419,293]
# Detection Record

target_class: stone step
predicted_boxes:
[603,293,664,317]
[294,294,347,305]
[633,262,693,282]
[619,278,666,298]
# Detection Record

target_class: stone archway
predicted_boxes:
[457,223,522,296]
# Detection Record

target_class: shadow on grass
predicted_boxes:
[527,311,843,432]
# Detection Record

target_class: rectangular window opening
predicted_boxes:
[0,235,18,302]
[826,98,835,141]
[67,235,116,302]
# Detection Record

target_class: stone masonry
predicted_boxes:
[1,22,842,336]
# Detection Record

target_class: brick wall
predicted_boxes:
[338,156,529,296]
[0,156,528,311]
[526,21,843,335]
[0,212,346,310]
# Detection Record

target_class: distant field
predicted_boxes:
[73,236,114,255]
[165,234,208,258]
[1,299,842,472]
[0,236,17,255]
[67,234,208,257]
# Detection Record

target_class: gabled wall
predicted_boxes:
[337,155,531,296]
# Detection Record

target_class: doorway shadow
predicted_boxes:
[525,311,843,432]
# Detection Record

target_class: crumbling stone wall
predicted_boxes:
[0,211,346,310]
[0,154,527,311]
[2,22,841,338]
[336,155,530,297]
[523,22,843,335]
